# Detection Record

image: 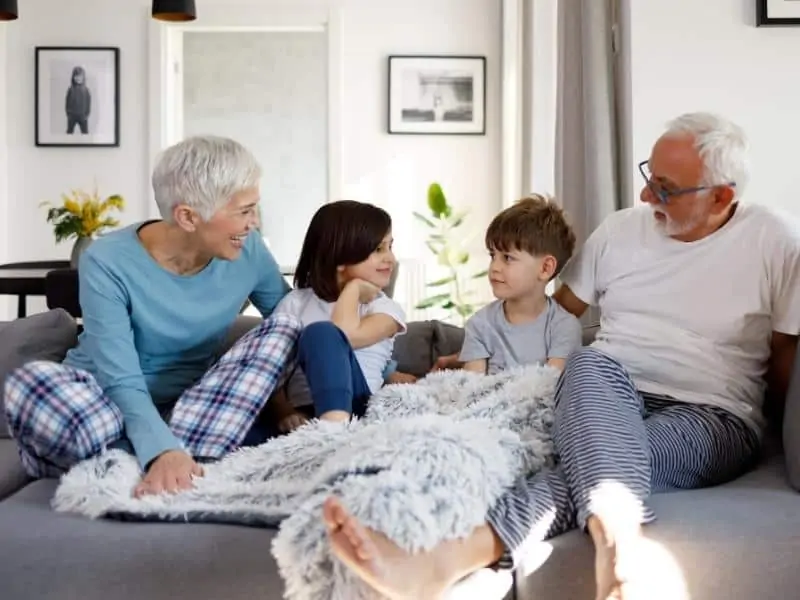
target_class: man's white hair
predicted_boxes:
[664,112,749,199]
[152,135,262,222]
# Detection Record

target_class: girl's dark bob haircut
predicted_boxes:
[293,200,392,302]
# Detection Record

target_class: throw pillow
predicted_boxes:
[0,309,78,438]
[392,321,437,378]
[432,320,466,361]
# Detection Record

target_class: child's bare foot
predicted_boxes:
[323,497,454,599]
[319,410,351,423]
[588,516,641,600]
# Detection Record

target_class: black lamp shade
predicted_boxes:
[0,0,18,21]
[152,0,196,22]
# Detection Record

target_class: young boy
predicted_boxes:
[458,194,582,374]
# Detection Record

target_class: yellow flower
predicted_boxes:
[42,186,126,243]
[63,198,81,215]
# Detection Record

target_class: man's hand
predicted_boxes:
[430,353,464,372]
[134,449,203,498]
[278,411,309,434]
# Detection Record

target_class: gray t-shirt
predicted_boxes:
[458,298,582,374]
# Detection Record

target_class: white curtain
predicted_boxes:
[508,0,629,245]
[504,0,628,326]
[554,0,628,244]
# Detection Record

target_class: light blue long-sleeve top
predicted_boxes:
[63,222,290,469]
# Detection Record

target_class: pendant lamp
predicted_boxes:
[152,0,197,22]
[0,0,18,21]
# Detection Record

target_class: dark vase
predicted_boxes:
[70,236,93,269]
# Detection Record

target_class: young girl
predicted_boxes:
[275,200,406,422]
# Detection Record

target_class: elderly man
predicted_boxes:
[318,112,800,600]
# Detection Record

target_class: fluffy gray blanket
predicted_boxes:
[52,365,559,600]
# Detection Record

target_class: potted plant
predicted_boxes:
[41,186,125,268]
[414,182,487,326]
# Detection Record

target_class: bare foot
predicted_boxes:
[587,516,640,600]
[323,496,452,599]
[319,410,351,423]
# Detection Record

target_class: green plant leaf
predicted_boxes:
[442,300,455,309]
[426,275,456,287]
[412,212,436,228]
[472,269,489,278]
[415,293,451,309]
[457,251,470,264]
[426,241,444,256]
[427,182,448,218]
[456,304,474,316]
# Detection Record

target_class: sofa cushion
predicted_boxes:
[0,479,288,600]
[0,309,78,438]
[0,438,27,500]
[783,337,800,491]
[514,455,800,600]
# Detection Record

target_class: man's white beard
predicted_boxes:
[652,206,705,237]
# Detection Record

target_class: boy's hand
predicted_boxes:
[387,371,418,385]
[430,353,464,372]
[134,449,203,498]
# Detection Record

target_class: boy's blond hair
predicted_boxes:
[485,194,576,278]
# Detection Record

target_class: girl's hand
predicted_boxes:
[354,279,381,304]
[134,450,203,498]
[278,411,309,433]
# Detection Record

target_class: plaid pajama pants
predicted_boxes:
[3,313,301,478]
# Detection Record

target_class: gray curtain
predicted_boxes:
[514,0,628,324]
[554,0,626,245]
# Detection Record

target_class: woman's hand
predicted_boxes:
[278,411,309,434]
[133,449,203,498]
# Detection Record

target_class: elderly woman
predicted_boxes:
[4,136,304,497]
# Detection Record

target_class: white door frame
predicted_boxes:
[146,4,343,220]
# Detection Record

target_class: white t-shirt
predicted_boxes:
[559,203,800,432]
[274,288,407,406]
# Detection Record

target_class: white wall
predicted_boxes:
[0,0,501,320]
[628,0,800,215]
[0,25,7,319]
[182,31,328,267]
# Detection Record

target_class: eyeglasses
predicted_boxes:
[638,160,736,204]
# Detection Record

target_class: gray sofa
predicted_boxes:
[0,309,798,600]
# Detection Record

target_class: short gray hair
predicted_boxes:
[664,112,749,199]
[152,135,262,222]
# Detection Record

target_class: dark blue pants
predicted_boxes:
[296,321,372,418]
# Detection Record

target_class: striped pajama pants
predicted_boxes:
[3,314,301,479]
[486,346,761,567]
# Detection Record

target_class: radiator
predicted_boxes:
[394,258,493,326]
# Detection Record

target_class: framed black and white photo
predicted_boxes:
[757,0,800,25]
[388,55,486,135]
[35,46,120,147]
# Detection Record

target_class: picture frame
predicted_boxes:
[35,46,120,147]
[756,0,800,26]
[387,55,486,135]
